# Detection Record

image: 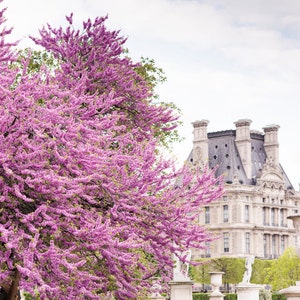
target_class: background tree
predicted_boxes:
[191,257,245,292]
[0,8,223,300]
[264,247,300,291]
[251,259,273,287]
[210,257,245,291]
[13,48,59,74]
[190,259,211,291]
[191,256,295,293]
[133,56,183,149]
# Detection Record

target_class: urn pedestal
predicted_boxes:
[168,280,193,300]
[209,272,224,300]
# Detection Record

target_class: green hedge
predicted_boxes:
[192,294,237,300]
[191,293,285,300]
[192,293,209,300]
[224,294,237,300]
[272,295,286,300]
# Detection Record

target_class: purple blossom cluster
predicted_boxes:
[0,6,223,300]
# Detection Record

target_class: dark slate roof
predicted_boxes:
[250,132,265,180]
[188,129,294,189]
[207,130,251,185]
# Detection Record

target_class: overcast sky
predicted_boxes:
[4,0,300,188]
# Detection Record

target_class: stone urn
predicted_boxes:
[209,272,224,297]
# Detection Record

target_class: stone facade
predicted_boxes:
[189,119,300,259]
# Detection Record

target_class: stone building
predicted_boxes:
[189,119,300,259]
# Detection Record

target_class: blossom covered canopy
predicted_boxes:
[0,8,223,300]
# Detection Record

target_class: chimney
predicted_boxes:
[263,124,280,166]
[192,120,209,166]
[234,119,252,178]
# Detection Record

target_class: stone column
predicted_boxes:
[192,119,209,167]
[234,119,252,179]
[263,124,280,166]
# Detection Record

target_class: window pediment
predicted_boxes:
[260,171,284,183]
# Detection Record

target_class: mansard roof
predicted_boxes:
[188,129,294,189]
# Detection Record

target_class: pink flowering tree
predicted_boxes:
[0,7,223,300]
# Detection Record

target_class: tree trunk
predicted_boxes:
[7,269,20,300]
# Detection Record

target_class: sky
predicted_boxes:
[4,0,300,189]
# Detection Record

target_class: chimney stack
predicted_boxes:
[192,120,209,166]
[234,119,252,179]
[263,124,280,166]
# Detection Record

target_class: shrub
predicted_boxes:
[260,289,272,300]
[191,291,286,300]
[192,293,209,300]
[272,294,286,300]
[224,294,237,300]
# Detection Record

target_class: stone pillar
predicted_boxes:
[209,272,224,300]
[279,281,300,299]
[236,283,261,300]
[169,281,193,300]
[263,124,280,166]
[234,119,252,179]
[192,120,209,167]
